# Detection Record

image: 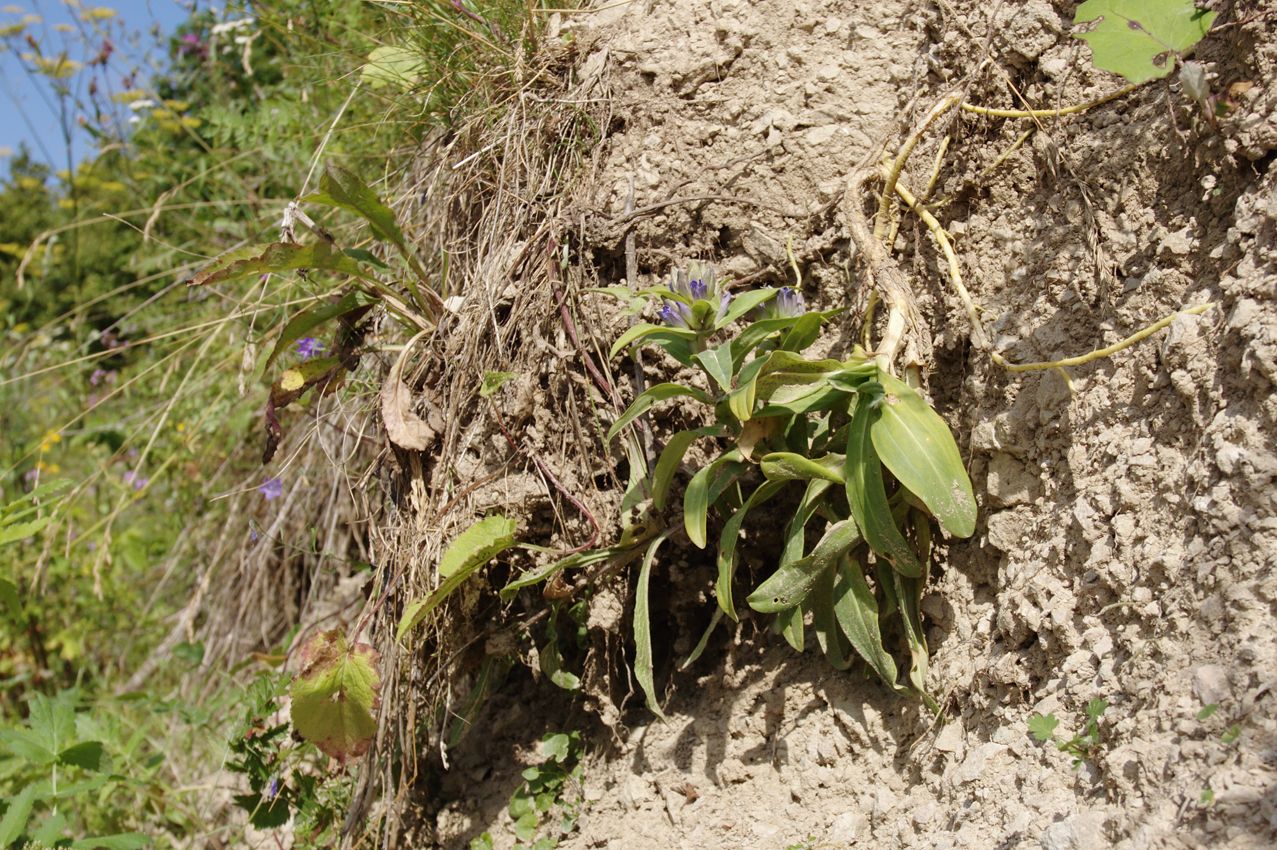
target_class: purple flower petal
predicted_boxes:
[258,477,284,500]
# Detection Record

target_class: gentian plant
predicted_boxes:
[511,263,977,714]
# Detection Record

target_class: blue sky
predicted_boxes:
[0,1,195,168]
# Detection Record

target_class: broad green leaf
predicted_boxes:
[684,450,742,548]
[361,45,426,90]
[289,631,380,762]
[755,351,844,400]
[634,531,672,718]
[606,383,711,443]
[58,740,105,771]
[398,516,517,639]
[188,241,365,287]
[0,786,36,847]
[715,481,785,618]
[264,291,368,371]
[1028,713,1059,742]
[1074,0,1216,83]
[732,316,804,364]
[540,639,580,691]
[845,394,922,577]
[479,371,517,398]
[780,312,824,352]
[714,288,777,329]
[309,164,407,255]
[832,555,901,690]
[748,520,859,613]
[756,384,848,418]
[651,426,723,511]
[871,371,976,538]
[693,343,735,393]
[760,452,845,484]
[609,323,698,358]
[727,354,770,422]
[776,604,804,652]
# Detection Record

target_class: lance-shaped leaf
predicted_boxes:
[727,354,770,422]
[289,630,380,762]
[755,351,844,400]
[886,565,931,701]
[716,481,785,618]
[188,241,365,287]
[307,164,408,256]
[714,287,778,329]
[732,316,804,364]
[811,564,852,670]
[832,555,902,691]
[776,603,805,652]
[684,450,744,549]
[606,383,711,443]
[634,531,672,718]
[870,371,976,538]
[760,452,845,484]
[845,392,922,577]
[398,515,517,639]
[609,323,699,358]
[748,519,859,613]
[651,426,723,511]
[500,545,635,601]
[779,312,824,352]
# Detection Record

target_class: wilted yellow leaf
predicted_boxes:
[279,369,305,392]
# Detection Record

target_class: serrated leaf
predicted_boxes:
[871,371,976,538]
[845,394,922,577]
[1074,0,1216,84]
[289,631,380,762]
[398,516,517,639]
[606,383,711,443]
[651,426,723,511]
[0,516,52,546]
[0,786,36,846]
[58,740,105,771]
[832,555,902,690]
[188,241,364,287]
[309,164,407,254]
[716,481,786,618]
[748,520,860,613]
[361,45,426,90]
[264,291,368,371]
[1028,713,1060,742]
[634,531,672,718]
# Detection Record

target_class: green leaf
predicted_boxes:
[693,343,735,393]
[0,786,36,847]
[606,383,711,443]
[684,450,742,549]
[609,322,698,358]
[760,452,845,484]
[714,288,777,329]
[844,395,922,577]
[755,351,844,400]
[832,555,901,690]
[756,384,848,418]
[58,741,106,771]
[635,532,672,718]
[732,316,804,363]
[1074,0,1216,83]
[727,354,770,422]
[1028,713,1060,743]
[540,639,581,691]
[776,604,805,652]
[1196,704,1219,721]
[188,241,365,287]
[289,631,380,762]
[870,371,976,538]
[0,516,52,546]
[479,371,517,398]
[651,426,723,511]
[748,520,860,613]
[361,45,426,90]
[398,516,517,639]
[680,608,724,670]
[0,578,18,622]
[309,164,408,255]
[716,481,786,618]
[888,570,930,698]
[779,312,824,352]
[500,546,630,600]
[264,291,368,371]
[811,565,852,670]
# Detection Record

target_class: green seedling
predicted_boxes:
[504,732,584,850]
[1029,698,1109,768]
[505,263,977,714]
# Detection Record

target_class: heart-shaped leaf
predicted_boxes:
[289,631,380,763]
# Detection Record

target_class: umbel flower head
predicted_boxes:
[659,262,731,330]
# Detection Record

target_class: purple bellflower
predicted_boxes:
[258,477,284,500]
[296,337,324,360]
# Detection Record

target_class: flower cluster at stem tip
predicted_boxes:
[658,262,731,330]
